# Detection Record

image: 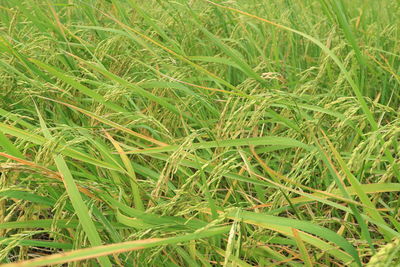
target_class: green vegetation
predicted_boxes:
[0,0,399,266]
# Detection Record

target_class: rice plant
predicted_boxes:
[0,0,399,266]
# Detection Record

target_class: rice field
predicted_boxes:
[0,0,399,266]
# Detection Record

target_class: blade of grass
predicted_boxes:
[103,130,144,211]
[1,226,230,267]
[0,131,24,158]
[35,105,113,267]
[122,136,313,154]
[291,228,313,267]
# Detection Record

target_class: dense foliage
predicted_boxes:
[0,0,399,266]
